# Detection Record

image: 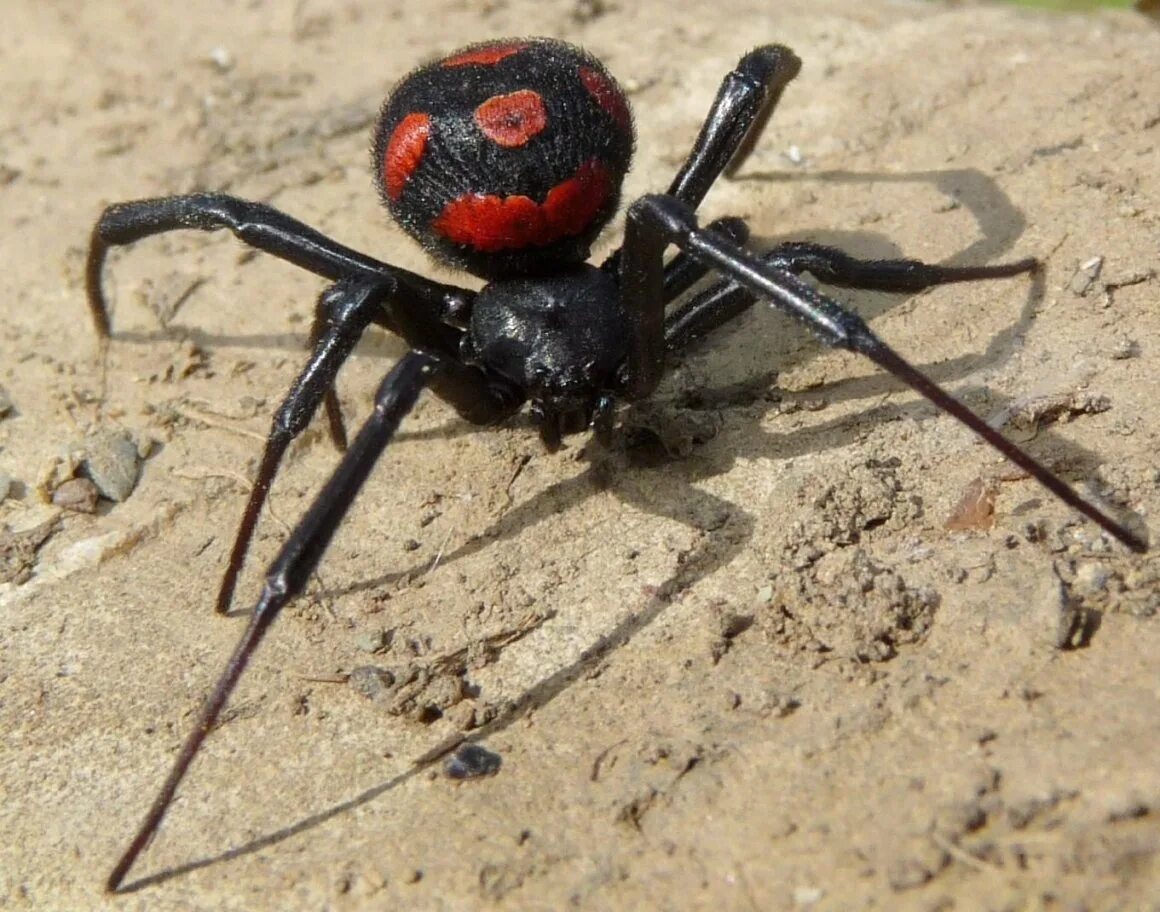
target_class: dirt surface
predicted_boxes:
[2,2,1159,910]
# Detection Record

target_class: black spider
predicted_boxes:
[87,38,1145,891]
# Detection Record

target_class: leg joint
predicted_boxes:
[628,194,699,244]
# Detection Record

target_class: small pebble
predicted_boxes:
[444,743,502,780]
[79,429,141,502]
[348,665,395,701]
[1068,255,1103,296]
[207,46,234,71]
[52,477,100,514]
[1072,562,1109,598]
[354,629,387,654]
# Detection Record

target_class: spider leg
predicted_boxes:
[307,298,351,452]
[659,216,749,303]
[215,274,525,615]
[666,45,802,208]
[106,351,439,894]
[600,45,799,274]
[86,192,456,338]
[621,194,1146,552]
[214,278,381,615]
[755,241,1039,291]
[88,192,524,423]
[664,241,1038,351]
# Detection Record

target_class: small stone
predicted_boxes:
[79,429,142,502]
[348,665,395,701]
[1027,569,1088,649]
[52,477,100,514]
[355,629,388,654]
[1072,562,1109,598]
[207,46,234,71]
[444,743,502,780]
[887,846,949,891]
[1068,255,1103,296]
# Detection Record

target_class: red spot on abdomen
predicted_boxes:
[384,112,431,200]
[541,160,611,238]
[433,159,611,252]
[442,41,529,68]
[579,66,631,133]
[475,90,548,148]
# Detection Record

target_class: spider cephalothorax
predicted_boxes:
[85,37,1145,892]
[373,38,635,278]
[463,265,628,442]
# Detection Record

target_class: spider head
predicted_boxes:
[464,265,628,441]
[373,38,635,280]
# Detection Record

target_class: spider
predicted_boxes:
[87,38,1146,891]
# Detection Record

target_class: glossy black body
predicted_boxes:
[465,265,627,425]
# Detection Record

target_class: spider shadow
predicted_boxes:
[118,447,751,892]
[118,356,1129,893]
[721,165,1043,395]
[682,167,1125,484]
[735,165,1030,268]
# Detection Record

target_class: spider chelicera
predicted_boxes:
[87,38,1146,891]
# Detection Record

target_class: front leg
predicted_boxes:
[87,192,526,427]
[615,208,753,400]
[107,351,439,893]
[601,45,800,275]
[624,194,1145,553]
[666,45,802,208]
[214,278,384,615]
[86,192,456,337]
[617,197,670,400]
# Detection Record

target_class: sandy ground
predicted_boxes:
[2,1,1159,909]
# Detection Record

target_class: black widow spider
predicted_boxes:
[87,38,1146,891]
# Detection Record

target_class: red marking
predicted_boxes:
[441,41,529,68]
[542,160,610,237]
[474,90,548,148]
[579,66,631,133]
[433,159,612,252]
[384,112,431,200]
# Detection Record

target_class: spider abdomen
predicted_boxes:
[373,38,635,280]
